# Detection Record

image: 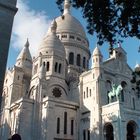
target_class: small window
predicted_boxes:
[90,89,91,96]
[64,112,67,134]
[71,120,74,135]
[86,87,88,98]
[88,130,90,140]
[93,74,95,79]
[77,54,81,66]
[43,62,45,66]
[70,35,75,39]
[83,129,86,140]
[17,76,20,80]
[77,37,81,41]
[57,117,60,134]
[84,92,85,99]
[96,58,98,62]
[62,35,67,38]
[55,62,58,72]
[121,91,124,102]
[58,64,61,73]
[46,62,50,71]
[69,52,74,65]
[83,57,86,69]
[133,98,135,109]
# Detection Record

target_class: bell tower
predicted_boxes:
[0,0,17,104]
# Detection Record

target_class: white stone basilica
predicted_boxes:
[1,0,140,140]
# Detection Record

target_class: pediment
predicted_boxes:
[103,58,132,76]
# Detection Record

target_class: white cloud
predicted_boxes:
[11,0,52,56]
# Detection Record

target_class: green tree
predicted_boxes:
[56,0,140,44]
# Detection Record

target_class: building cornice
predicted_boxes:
[0,2,18,13]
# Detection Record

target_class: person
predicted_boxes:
[11,134,21,140]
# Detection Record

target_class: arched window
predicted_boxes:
[127,121,137,140]
[59,64,61,73]
[69,52,74,65]
[55,62,58,72]
[57,117,60,134]
[121,81,127,88]
[46,62,49,71]
[104,123,114,140]
[83,57,86,68]
[121,81,127,102]
[64,112,67,134]
[77,54,81,66]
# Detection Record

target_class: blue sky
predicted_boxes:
[7,0,140,69]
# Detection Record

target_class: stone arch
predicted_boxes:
[28,86,35,99]
[104,123,114,140]
[127,121,138,140]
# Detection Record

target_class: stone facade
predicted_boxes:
[1,1,140,140]
[0,0,17,104]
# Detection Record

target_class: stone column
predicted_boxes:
[0,0,17,106]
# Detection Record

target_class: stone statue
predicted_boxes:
[108,84,123,103]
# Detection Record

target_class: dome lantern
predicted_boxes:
[63,0,71,15]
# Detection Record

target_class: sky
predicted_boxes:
[7,0,140,69]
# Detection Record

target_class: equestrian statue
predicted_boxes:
[108,84,123,103]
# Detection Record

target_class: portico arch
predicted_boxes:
[104,123,114,140]
[127,121,137,140]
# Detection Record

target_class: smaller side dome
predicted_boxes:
[39,20,65,57]
[92,44,102,56]
[15,39,32,70]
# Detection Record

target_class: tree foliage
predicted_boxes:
[56,0,140,44]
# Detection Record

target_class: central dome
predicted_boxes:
[55,0,86,38]
[56,13,86,38]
